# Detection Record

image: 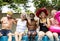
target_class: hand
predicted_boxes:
[43,23,47,26]
[0,33,2,36]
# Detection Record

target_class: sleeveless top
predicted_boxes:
[39,19,48,32]
[16,19,27,32]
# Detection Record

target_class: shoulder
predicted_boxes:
[1,17,7,20]
[50,18,54,21]
[27,19,30,22]
[13,18,21,21]
[47,18,50,20]
[46,18,50,22]
[1,17,6,19]
[34,17,39,22]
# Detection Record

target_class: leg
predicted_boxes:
[19,32,24,41]
[32,31,37,38]
[27,31,31,41]
[46,31,54,41]
[0,32,3,36]
[8,33,12,41]
[0,29,4,36]
[15,32,19,41]
[0,30,3,36]
[32,31,37,41]
[27,31,31,37]
[53,33,59,41]
[38,31,45,41]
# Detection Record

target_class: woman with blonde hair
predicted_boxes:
[15,13,27,41]
[50,9,59,41]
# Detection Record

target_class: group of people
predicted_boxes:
[0,7,60,41]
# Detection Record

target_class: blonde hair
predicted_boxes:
[7,11,13,15]
[51,9,57,15]
[20,12,27,19]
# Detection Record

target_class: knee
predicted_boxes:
[32,32,37,36]
[53,33,58,37]
[0,32,2,36]
[46,31,53,37]
[27,32,31,37]
[38,31,45,37]
[14,32,19,36]
[19,32,24,36]
[8,33,12,37]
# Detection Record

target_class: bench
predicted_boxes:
[0,35,60,41]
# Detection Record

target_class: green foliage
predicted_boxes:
[26,10,32,14]
[33,0,60,10]
[0,0,28,13]
[33,0,50,8]
[8,3,21,13]
[2,0,28,4]
[13,0,28,4]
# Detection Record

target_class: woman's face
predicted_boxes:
[39,12,46,18]
[51,10,57,17]
[20,14,26,20]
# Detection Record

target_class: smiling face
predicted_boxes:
[39,12,46,18]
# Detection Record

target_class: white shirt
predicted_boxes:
[16,19,27,32]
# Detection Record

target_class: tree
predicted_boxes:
[33,0,60,11]
[13,0,28,4]
[0,0,9,13]
[0,0,28,13]
[33,0,50,9]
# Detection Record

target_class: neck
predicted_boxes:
[41,18,46,21]
[41,17,46,19]
[31,19,34,21]
[21,19,25,21]
[7,17,12,19]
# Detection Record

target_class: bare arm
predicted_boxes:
[0,17,4,24]
[12,18,17,24]
[34,17,39,29]
[46,18,50,28]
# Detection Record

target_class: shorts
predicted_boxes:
[27,30,37,36]
[16,27,26,33]
[0,29,11,36]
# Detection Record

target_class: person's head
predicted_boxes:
[36,7,48,19]
[39,12,47,18]
[51,9,57,17]
[7,11,13,18]
[30,13,35,19]
[20,13,27,20]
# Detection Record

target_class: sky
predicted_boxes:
[2,0,35,13]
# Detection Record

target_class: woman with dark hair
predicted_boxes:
[36,8,54,41]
